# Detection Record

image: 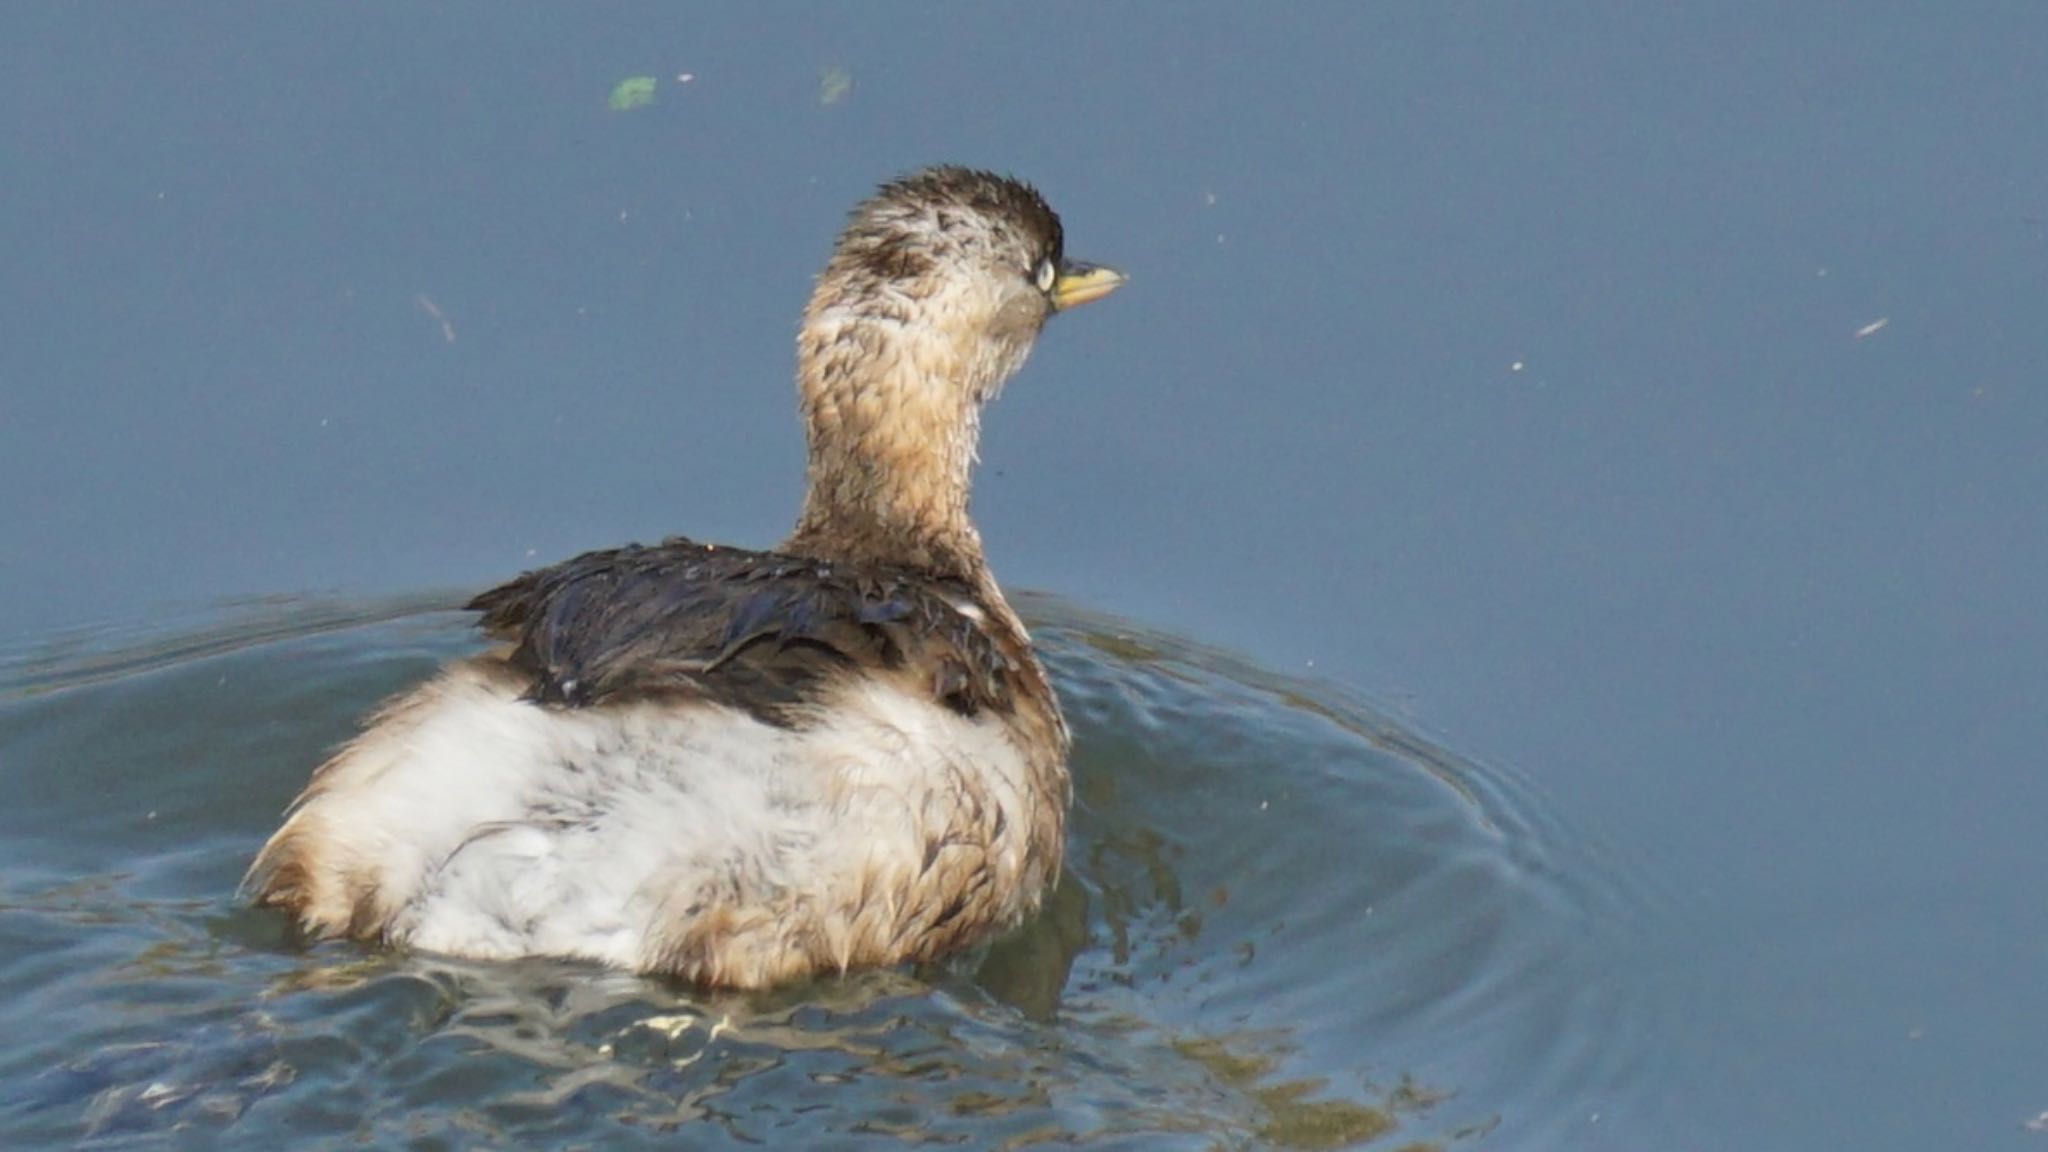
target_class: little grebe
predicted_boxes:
[247,166,1125,988]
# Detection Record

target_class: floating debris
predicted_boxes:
[415,294,455,343]
[818,65,854,106]
[608,75,658,112]
[1854,317,1889,339]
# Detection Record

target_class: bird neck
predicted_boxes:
[782,309,991,578]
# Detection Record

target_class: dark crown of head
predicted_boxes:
[834,166,1065,283]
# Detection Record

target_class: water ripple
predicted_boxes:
[0,594,1664,1149]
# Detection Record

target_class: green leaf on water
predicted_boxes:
[818,66,854,106]
[609,75,658,112]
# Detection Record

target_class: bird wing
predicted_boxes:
[467,538,1018,724]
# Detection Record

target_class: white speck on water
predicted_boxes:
[416,294,457,342]
[1258,800,1268,811]
[1511,361,1525,372]
[1855,317,1889,339]
[2024,1110,2048,1132]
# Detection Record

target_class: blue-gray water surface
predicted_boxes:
[5,4,2047,1148]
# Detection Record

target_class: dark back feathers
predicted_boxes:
[468,538,1023,725]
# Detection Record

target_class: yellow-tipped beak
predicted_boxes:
[1049,261,1127,311]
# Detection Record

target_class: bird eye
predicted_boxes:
[1033,259,1056,293]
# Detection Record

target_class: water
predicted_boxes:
[0,598,1648,1148]
[10,4,2048,1146]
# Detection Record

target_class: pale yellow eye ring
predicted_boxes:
[1033,259,1056,293]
